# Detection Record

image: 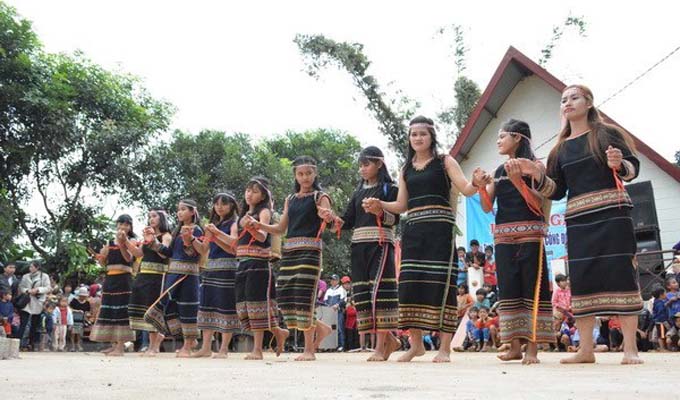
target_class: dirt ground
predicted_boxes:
[4,351,678,400]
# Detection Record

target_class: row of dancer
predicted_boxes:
[88,83,643,364]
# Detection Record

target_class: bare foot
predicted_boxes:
[101,347,114,354]
[497,351,523,362]
[382,334,401,361]
[273,328,290,357]
[397,345,426,362]
[313,324,332,351]
[245,349,263,360]
[176,348,192,358]
[432,349,451,363]
[480,345,489,353]
[367,352,386,362]
[522,355,540,365]
[621,352,643,365]
[560,350,596,364]
[212,352,228,359]
[294,351,316,361]
[107,350,124,357]
[190,348,212,358]
[143,350,158,358]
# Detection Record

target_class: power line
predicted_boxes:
[597,44,680,107]
[535,44,680,151]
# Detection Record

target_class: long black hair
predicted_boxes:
[356,146,394,190]
[292,155,322,193]
[115,214,137,239]
[240,177,273,219]
[501,118,536,160]
[210,192,240,226]
[171,199,201,241]
[406,115,440,166]
[149,208,171,234]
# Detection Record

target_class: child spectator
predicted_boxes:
[551,274,572,331]
[652,286,669,351]
[462,307,479,352]
[475,306,494,352]
[70,286,91,352]
[474,288,491,309]
[483,283,497,307]
[52,296,73,351]
[456,284,474,319]
[664,277,680,322]
[344,298,359,351]
[636,307,653,352]
[456,247,468,287]
[38,302,56,351]
[483,245,497,290]
[608,315,623,351]
[0,290,16,337]
[666,312,680,351]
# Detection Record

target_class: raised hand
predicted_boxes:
[362,197,383,216]
[606,145,623,170]
[515,158,542,180]
[472,167,492,187]
[318,207,335,222]
[180,225,193,243]
[504,159,523,182]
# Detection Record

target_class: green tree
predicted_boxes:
[264,129,362,275]
[1,4,173,274]
[294,34,417,160]
[539,15,587,67]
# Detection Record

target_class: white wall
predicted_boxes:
[456,75,680,250]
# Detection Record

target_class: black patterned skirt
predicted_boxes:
[351,238,399,333]
[398,209,458,333]
[128,262,166,332]
[90,273,135,343]
[566,207,643,317]
[277,237,322,331]
[494,221,553,343]
[235,258,279,331]
[197,257,240,333]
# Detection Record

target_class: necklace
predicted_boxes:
[412,156,434,172]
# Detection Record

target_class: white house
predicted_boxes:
[450,46,680,251]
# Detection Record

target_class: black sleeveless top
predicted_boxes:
[341,183,399,230]
[107,239,133,267]
[404,156,451,211]
[493,165,544,225]
[287,192,324,238]
[142,234,168,264]
[210,220,237,259]
[238,212,271,249]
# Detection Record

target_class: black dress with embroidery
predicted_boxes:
[277,192,327,330]
[341,182,399,332]
[399,157,458,333]
[492,165,553,343]
[537,129,643,317]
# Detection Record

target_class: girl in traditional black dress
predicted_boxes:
[337,146,401,361]
[364,116,484,363]
[476,119,553,364]
[236,178,289,359]
[518,84,643,365]
[192,193,242,358]
[144,199,205,358]
[90,214,137,356]
[246,158,336,361]
[127,209,172,356]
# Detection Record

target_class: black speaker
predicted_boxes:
[635,226,664,274]
[626,181,659,229]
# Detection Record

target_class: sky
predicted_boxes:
[8,0,680,224]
